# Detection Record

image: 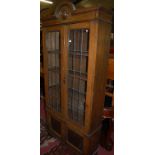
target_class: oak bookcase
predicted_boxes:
[41,2,112,154]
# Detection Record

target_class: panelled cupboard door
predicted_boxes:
[43,26,63,116]
[65,22,91,128]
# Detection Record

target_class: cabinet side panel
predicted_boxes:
[91,20,112,131]
[84,20,98,133]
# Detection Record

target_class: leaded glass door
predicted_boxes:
[67,24,90,126]
[45,29,61,112]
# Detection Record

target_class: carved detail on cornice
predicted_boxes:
[54,2,76,20]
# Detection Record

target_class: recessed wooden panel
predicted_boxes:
[68,129,83,151]
[51,117,61,135]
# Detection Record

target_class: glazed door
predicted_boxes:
[43,27,62,113]
[66,23,90,126]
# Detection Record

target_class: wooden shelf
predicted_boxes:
[103,56,114,118]
[102,107,114,119]
[105,92,113,97]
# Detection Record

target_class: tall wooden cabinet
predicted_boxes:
[41,2,112,155]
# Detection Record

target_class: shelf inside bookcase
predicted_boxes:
[105,92,113,97]
[48,67,60,71]
[69,51,88,57]
[48,50,60,53]
[103,56,114,111]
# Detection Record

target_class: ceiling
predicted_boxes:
[40,0,114,16]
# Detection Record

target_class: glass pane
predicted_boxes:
[46,31,61,112]
[67,29,89,125]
